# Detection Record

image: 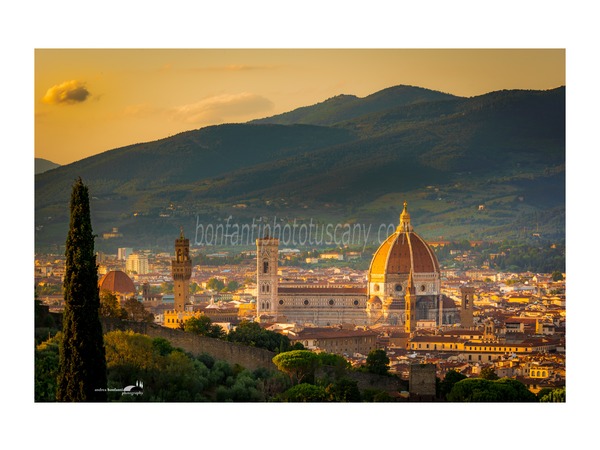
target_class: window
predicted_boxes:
[395,284,402,292]
[304,299,309,306]
[329,299,334,306]
[279,300,283,305]
[263,261,269,274]
[353,300,359,306]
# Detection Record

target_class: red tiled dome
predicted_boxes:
[99,270,135,295]
[369,202,440,277]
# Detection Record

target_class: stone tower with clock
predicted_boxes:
[256,235,279,319]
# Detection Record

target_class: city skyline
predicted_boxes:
[35,48,565,165]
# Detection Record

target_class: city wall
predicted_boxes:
[100,318,410,396]
[101,318,277,371]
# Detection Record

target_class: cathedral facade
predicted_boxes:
[256,202,461,328]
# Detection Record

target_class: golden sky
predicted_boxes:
[35,49,565,165]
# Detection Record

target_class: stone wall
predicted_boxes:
[317,366,407,394]
[101,318,277,372]
[409,363,437,400]
[99,318,418,399]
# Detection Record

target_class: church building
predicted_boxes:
[256,202,462,329]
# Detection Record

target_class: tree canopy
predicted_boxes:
[447,377,537,402]
[438,369,467,399]
[273,350,321,385]
[57,177,107,401]
[184,315,226,339]
[226,320,292,352]
[365,349,390,376]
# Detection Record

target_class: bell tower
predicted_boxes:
[256,235,279,318]
[172,227,192,312]
[404,271,417,333]
[460,285,475,328]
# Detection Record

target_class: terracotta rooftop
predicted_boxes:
[99,270,135,294]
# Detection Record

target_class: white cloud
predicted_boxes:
[42,80,91,105]
[169,92,274,124]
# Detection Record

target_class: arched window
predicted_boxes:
[263,261,269,274]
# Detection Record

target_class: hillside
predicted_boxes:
[251,85,459,126]
[34,85,565,251]
[35,158,60,174]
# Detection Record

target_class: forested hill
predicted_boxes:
[35,85,565,251]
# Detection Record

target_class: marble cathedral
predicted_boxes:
[256,202,467,329]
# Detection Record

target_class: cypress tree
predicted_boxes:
[56,178,107,401]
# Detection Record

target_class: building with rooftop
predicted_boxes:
[255,202,463,329]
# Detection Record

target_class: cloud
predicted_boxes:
[169,93,274,124]
[42,80,90,105]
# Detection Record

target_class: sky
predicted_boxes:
[35,48,565,165]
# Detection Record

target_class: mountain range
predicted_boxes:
[35,85,565,252]
[35,158,60,174]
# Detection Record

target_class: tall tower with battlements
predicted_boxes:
[172,227,192,312]
[256,236,279,318]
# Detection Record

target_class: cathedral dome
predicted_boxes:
[368,202,439,277]
[99,270,136,295]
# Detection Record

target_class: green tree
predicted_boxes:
[539,387,566,402]
[361,388,395,402]
[160,281,174,294]
[325,377,361,402]
[283,383,329,402]
[317,352,351,369]
[366,349,390,376]
[479,366,500,380]
[447,377,537,402]
[206,278,226,291]
[184,315,226,339]
[57,178,107,402]
[552,271,564,281]
[225,281,240,292]
[122,297,154,322]
[99,290,127,319]
[35,333,61,401]
[439,369,467,399]
[273,350,321,385]
[227,320,291,352]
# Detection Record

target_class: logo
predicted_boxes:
[122,380,144,396]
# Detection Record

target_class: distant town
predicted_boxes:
[35,216,566,398]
